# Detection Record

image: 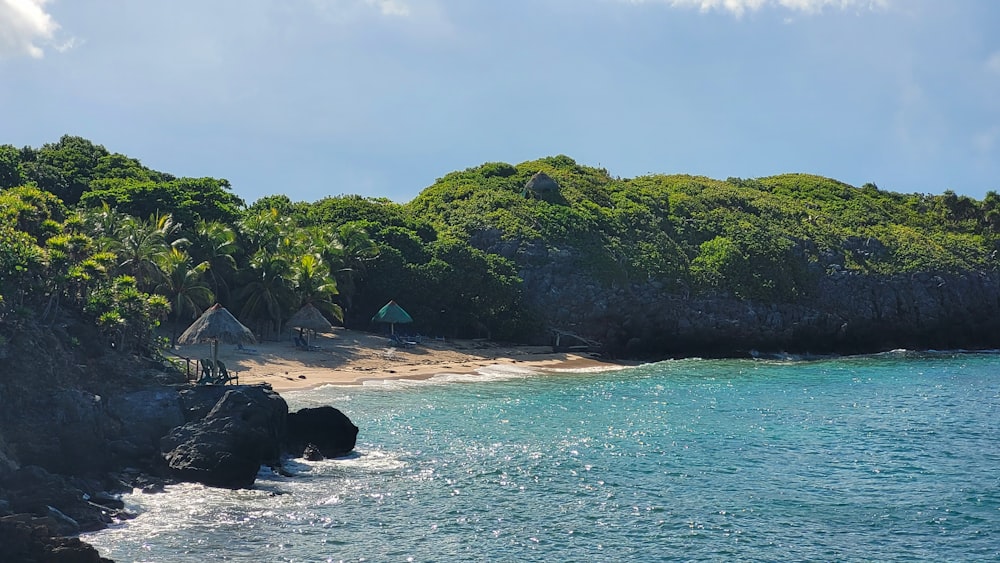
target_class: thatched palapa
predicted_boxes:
[178,304,256,345]
[178,304,255,379]
[287,303,335,333]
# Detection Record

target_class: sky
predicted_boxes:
[1,0,998,205]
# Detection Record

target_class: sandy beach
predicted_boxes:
[170,328,625,391]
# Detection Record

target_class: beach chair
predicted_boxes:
[195,360,238,385]
[217,361,238,385]
[198,358,214,383]
[390,334,417,348]
[294,334,321,351]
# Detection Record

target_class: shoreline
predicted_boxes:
[171,327,636,392]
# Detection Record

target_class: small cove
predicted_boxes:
[86,352,1000,561]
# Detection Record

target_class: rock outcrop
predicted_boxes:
[0,315,360,562]
[160,385,288,489]
[285,406,359,459]
[1,465,133,535]
[107,388,185,463]
[524,171,560,195]
[0,514,112,563]
[484,240,1000,356]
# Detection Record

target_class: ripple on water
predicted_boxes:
[85,354,1000,562]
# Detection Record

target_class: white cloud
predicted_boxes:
[0,0,58,58]
[308,0,411,21]
[987,52,1000,76]
[622,0,889,17]
[366,0,410,17]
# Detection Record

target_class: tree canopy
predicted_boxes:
[2,136,997,360]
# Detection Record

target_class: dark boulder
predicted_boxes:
[285,406,358,459]
[106,388,185,462]
[176,385,237,422]
[5,467,83,514]
[161,385,288,489]
[2,466,126,534]
[0,514,112,563]
[302,443,324,461]
[524,171,559,194]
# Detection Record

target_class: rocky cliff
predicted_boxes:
[498,242,1000,357]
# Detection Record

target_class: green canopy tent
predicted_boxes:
[371,300,413,335]
[177,304,256,379]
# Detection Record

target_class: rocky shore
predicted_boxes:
[507,240,1000,356]
[0,318,358,562]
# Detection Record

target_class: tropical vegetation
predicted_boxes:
[1,136,997,360]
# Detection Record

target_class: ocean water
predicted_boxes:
[85,353,1000,562]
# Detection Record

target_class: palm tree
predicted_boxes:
[187,219,238,305]
[238,250,295,338]
[154,247,214,344]
[113,212,184,291]
[291,253,342,323]
[238,207,293,256]
[77,202,126,252]
[308,223,379,315]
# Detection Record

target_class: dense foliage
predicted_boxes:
[2,136,996,359]
[412,157,999,300]
[0,136,531,358]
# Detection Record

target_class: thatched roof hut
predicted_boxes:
[177,304,255,379]
[287,303,335,333]
[178,304,256,345]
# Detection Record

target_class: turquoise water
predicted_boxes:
[86,353,999,561]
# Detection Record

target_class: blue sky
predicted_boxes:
[1,0,998,205]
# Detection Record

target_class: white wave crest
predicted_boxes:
[322,449,407,472]
[431,364,536,383]
[541,363,637,374]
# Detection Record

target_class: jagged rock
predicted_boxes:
[112,468,167,495]
[46,505,80,536]
[0,514,112,563]
[2,466,123,534]
[0,432,18,481]
[107,389,185,452]
[302,443,324,461]
[161,385,288,489]
[6,467,85,519]
[176,385,237,422]
[88,491,125,511]
[285,406,358,459]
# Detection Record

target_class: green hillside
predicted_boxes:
[2,137,997,359]
[409,156,997,301]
